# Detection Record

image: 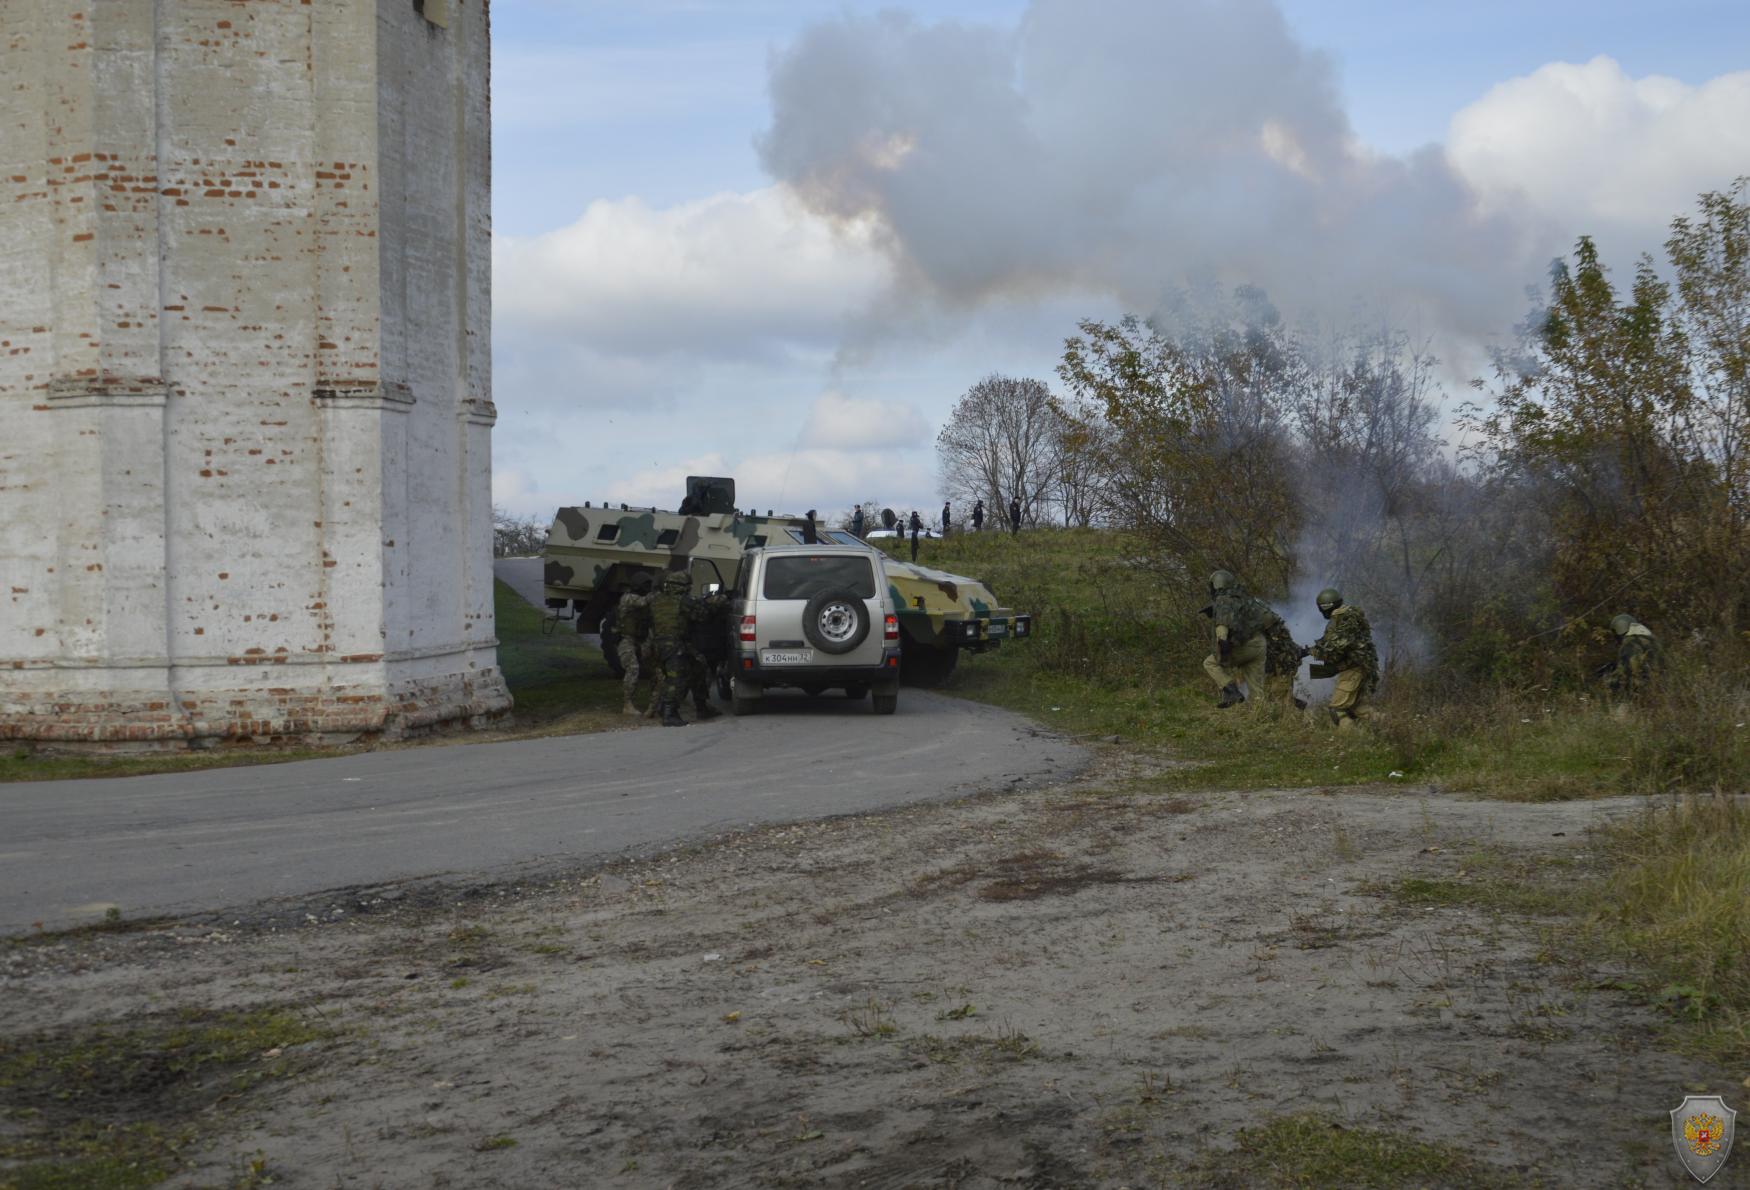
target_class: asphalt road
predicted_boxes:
[0,691,1082,935]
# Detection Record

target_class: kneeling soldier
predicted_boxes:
[1201,570,1272,708]
[1305,587,1378,730]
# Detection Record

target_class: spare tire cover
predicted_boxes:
[802,589,870,655]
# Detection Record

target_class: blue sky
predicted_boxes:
[487,0,1750,521]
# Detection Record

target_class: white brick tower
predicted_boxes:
[0,0,510,747]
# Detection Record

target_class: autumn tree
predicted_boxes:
[1666,177,1750,552]
[1469,235,1737,634]
[1056,290,1300,587]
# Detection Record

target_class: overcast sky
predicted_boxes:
[487,0,1750,522]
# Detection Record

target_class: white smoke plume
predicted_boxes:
[758,0,1550,347]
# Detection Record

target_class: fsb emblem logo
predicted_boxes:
[1671,1095,1737,1184]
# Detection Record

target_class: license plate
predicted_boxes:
[761,649,814,665]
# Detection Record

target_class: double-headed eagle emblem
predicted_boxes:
[1671,1095,1737,1183]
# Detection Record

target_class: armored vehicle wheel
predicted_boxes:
[843,684,869,700]
[872,685,899,715]
[900,640,959,687]
[730,674,761,716]
[802,589,870,655]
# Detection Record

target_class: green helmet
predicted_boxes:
[630,572,654,595]
[1609,613,1635,637]
[660,570,691,594]
[1316,587,1343,618]
[1209,570,1238,595]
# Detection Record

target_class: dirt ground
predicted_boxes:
[3,748,1743,1188]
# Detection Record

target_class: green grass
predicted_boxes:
[1582,795,1750,1062]
[913,526,1750,800]
[1382,874,1573,917]
[0,746,339,786]
[1,580,631,783]
[489,579,627,730]
[0,1006,335,1189]
[1180,1111,1516,1188]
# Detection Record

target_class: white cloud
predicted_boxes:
[798,391,930,450]
[1448,56,1750,250]
[492,186,890,361]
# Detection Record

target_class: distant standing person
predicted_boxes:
[801,509,819,544]
[941,501,951,537]
[1008,495,1021,535]
[908,509,923,562]
[851,506,865,539]
[971,499,985,531]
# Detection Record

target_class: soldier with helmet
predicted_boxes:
[612,572,655,716]
[685,584,730,721]
[1604,613,1661,696]
[1304,587,1379,730]
[1201,570,1277,708]
[647,570,702,727]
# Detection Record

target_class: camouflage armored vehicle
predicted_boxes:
[541,476,1031,687]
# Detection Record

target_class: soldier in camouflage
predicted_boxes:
[647,570,702,727]
[1201,570,1274,708]
[1262,616,1307,709]
[685,587,730,720]
[1305,587,1379,730]
[1606,613,1661,696]
[613,572,655,716]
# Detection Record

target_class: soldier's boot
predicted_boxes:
[622,690,642,716]
[660,700,687,727]
[693,700,722,721]
[1216,682,1245,708]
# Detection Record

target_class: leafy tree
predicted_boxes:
[1056,291,1299,587]
[1666,177,1750,541]
[1469,234,1740,637]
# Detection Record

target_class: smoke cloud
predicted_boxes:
[758,0,1554,343]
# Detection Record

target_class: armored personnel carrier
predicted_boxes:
[541,476,1031,687]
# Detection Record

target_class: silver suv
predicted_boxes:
[727,544,901,715]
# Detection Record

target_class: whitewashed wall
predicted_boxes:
[0,0,508,747]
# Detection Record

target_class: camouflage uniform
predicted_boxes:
[613,588,654,715]
[1607,618,1661,697]
[1263,617,1301,678]
[1203,585,1271,704]
[685,590,730,719]
[647,573,702,726]
[1309,603,1379,730]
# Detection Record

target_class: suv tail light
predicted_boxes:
[739,615,757,643]
[883,613,899,642]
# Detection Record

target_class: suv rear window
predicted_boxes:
[762,555,876,600]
